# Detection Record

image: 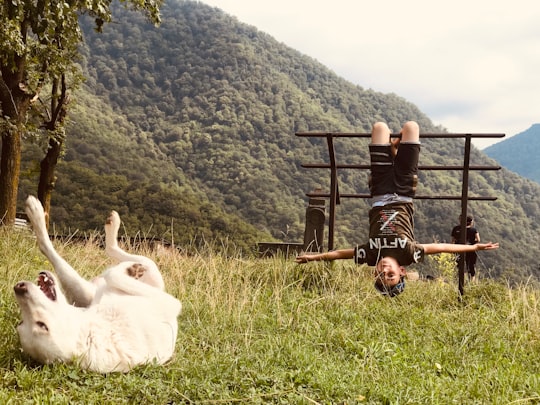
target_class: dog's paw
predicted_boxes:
[25,195,44,216]
[126,263,146,280]
[105,210,120,231]
[25,196,46,225]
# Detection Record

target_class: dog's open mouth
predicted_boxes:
[37,272,57,301]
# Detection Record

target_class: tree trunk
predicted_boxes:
[38,137,62,228]
[0,60,32,226]
[37,75,69,228]
[0,130,22,225]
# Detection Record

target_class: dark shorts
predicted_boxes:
[369,143,420,197]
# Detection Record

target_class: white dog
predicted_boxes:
[14,196,182,373]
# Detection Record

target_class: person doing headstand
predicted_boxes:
[295,121,499,296]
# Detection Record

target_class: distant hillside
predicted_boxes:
[484,124,540,184]
[17,0,540,282]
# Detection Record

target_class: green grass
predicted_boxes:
[1,227,540,404]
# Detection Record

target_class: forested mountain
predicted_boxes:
[484,124,540,184]
[16,0,540,282]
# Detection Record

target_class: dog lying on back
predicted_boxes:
[14,196,182,373]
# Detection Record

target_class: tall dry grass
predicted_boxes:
[1,227,540,403]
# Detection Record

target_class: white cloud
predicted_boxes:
[202,0,540,148]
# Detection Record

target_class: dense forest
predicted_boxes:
[15,0,540,282]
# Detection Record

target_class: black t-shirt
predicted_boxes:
[451,225,478,245]
[354,202,425,266]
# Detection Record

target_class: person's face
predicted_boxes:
[374,257,406,287]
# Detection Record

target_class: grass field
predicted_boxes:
[1,227,540,404]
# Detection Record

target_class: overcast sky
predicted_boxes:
[202,0,540,149]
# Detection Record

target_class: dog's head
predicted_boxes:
[14,271,81,365]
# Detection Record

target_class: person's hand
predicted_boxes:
[295,255,310,263]
[476,242,499,251]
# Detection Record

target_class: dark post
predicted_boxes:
[303,190,326,252]
[327,135,339,251]
[458,135,472,297]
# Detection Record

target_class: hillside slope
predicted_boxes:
[484,124,540,183]
[17,0,540,281]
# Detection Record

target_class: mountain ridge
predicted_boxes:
[484,124,540,183]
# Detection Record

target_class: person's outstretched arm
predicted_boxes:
[422,242,498,255]
[295,248,355,263]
